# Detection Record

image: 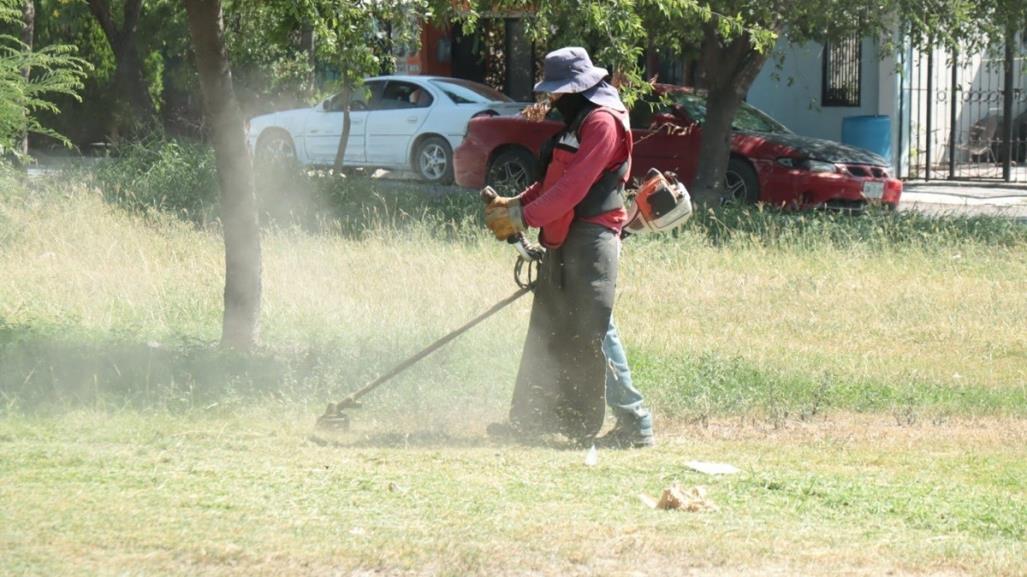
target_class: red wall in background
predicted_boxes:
[396,24,453,77]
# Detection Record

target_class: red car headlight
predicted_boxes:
[777,157,839,173]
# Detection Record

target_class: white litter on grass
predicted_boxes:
[685,461,740,475]
[584,444,598,467]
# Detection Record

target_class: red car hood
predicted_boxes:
[745,130,890,166]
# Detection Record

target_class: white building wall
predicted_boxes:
[747,37,882,143]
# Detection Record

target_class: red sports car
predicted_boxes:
[455,86,902,209]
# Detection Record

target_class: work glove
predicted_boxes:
[485,199,526,241]
[486,194,519,210]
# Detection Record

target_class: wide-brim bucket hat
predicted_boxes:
[534,47,608,94]
[534,47,626,111]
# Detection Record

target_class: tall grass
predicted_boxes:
[1,156,1025,423]
[92,138,221,224]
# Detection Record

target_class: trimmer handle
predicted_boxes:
[480,186,543,290]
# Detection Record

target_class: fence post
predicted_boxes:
[1002,25,1015,182]
[949,47,957,179]
[926,44,933,181]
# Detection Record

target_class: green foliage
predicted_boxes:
[895,0,1027,52]
[438,0,776,105]
[222,0,319,111]
[0,0,88,157]
[222,0,426,113]
[93,137,220,223]
[31,0,116,144]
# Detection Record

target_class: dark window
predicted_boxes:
[822,35,862,107]
[324,81,384,112]
[379,81,433,109]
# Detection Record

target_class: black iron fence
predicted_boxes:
[901,34,1027,183]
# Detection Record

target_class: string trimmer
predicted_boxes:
[315,168,694,430]
[315,187,542,430]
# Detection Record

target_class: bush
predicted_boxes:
[93,137,220,224]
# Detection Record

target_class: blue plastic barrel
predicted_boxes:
[841,115,891,160]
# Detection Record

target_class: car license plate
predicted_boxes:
[862,181,884,200]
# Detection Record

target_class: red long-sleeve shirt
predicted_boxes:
[518,107,633,248]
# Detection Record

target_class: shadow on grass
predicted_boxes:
[307,430,580,450]
[4,318,1022,423]
[308,431,490,449]
[0,320,342,414]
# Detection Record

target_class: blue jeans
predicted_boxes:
[603,320,652,429]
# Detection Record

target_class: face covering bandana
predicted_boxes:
[553,92,591,126]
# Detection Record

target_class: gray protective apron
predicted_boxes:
[507,106,627,442]
[507,222,616,437]
[508,222,619,441]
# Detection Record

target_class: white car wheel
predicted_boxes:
[414,136,453,184]
[256,130,297,167]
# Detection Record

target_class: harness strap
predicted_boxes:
[537,107,629,218]
[574,159,627,217]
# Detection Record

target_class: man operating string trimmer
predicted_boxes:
[483,47,654,448]
[316,47,690,441]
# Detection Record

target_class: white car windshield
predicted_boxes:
[430,79,512,104]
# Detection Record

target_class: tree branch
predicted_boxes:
[86,0,117,46]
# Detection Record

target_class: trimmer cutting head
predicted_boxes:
[315,400,361,431]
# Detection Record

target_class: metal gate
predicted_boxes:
[900,34,1027,183]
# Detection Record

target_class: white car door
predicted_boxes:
[303,81,383,166]
[365,80,433,167]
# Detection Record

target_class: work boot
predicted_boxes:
[486,420,547,442]
[597,410,654,449]
[486,421,522,439]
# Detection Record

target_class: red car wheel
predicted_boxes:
[486,148,537,195]
[724,158,760,205]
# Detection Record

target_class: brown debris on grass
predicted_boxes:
[640,484,717,512]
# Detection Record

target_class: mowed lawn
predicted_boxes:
[1,174,1025,575]
[1,411,1024,577]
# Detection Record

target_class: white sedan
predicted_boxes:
[246,75,527,184]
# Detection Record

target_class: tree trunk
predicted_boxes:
[182,0,262,351]
[20,0,34,156]
[113,39,156,125]
[300,22,315,97]
[332,84,352,174]
[87,0,155,137]
[690,26,773,207]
